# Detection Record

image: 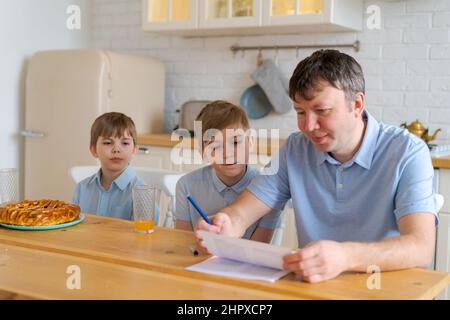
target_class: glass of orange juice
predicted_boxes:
[132,185,160,234]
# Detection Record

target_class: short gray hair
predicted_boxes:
[289,49,365,103]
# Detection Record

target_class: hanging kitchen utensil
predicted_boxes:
[257,49,264,67]
[240,84,272,119]
[251,59,292,114]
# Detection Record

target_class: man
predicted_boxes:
[195,49,438,283]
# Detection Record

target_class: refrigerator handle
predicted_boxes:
[20,130,47,138]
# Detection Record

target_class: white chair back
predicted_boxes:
[69,166,99,184]
[134,167,183,198]
[436,193,444,212]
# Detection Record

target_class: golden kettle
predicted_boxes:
[400,119,441,143]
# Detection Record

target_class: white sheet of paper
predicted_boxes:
[186,256,290,283]
[186,231,294,282]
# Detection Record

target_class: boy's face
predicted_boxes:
[90,130,138,175]
[202,126,253,180]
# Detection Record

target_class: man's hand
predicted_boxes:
[282,240,350,283]
[194,212,235,254]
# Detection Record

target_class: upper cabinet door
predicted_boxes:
[141,0,362,35]
[142,0,198,30]
[198,0,262,29]
[263,0,324,25]
[262,0,362,32]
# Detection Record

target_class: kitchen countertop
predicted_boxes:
[137,133,284,156]
[432,156,450,169]
[137,133,450,169]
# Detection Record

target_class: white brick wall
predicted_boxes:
[92,0,450,142]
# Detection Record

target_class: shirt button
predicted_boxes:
[339,167,344,172]
[338,183,344,189]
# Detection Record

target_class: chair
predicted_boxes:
[436,193,444,213]
[68,166,185,228]
[272,199,295,247]
[69,165,99,184]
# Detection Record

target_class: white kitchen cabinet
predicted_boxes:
[198,0,262,29]
[436,212,450,300]
[438,169,450,213]
[135,144,210,172]
[134,146,182,171]
[280,206,298,249]
[262,0,362,32]
[135,145,221,172]
[435,168,450,300]
[173,146,206,172]
[142,0,198,31]
[135,144,272,173]
[142,0,362,36]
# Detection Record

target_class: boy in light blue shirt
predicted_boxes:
[72,112,145,220]
[175,101,283,243]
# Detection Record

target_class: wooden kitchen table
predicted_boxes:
[0,214,449,300]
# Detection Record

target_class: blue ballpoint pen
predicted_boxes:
[187,195,213,225]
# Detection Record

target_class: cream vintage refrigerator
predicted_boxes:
[22,50,165,201]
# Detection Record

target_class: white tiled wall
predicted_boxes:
[91,0,450,142]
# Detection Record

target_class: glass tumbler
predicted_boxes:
[0,168,19,205]
[132,185,160,234]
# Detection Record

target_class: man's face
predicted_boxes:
[294,82,363,157]
[90,130,137,174]
[202,126,252,179]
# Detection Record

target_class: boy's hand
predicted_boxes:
[194,212,234,254]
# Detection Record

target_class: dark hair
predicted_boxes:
[289,49,365,102]
[196,100,250,138]
[90,112,137,147]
